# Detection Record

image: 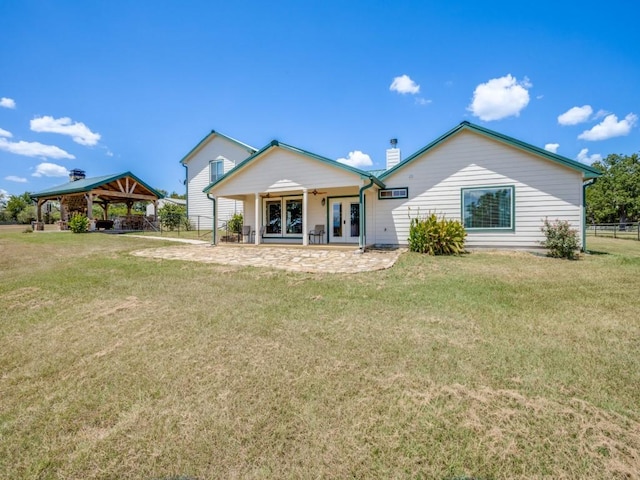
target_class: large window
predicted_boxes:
[210,160,224,183]
[462,186,514,230]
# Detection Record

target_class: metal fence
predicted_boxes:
[586,223,640,241]
[156,214,245,242]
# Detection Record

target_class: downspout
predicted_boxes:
[358,178,375,251]
[206,193,216,245]
[182,162,189,218]
[582,179,596,253]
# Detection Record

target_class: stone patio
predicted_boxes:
[129,238,403,274]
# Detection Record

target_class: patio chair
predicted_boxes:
[309,224,325,244]
[242,225,252,243]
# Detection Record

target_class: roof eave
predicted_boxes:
[180,130,257,165]
[379,121,603,180]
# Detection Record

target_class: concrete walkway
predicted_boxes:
[130,243,403,274]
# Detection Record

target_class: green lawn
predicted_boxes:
[1,230,639,479]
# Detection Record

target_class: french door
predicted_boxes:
[264,197,302,238]
[329,198,359,243]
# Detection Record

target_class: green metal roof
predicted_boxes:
[203,140,385,193]
[179,129,257,165]
[30,172,164,199]
[367,169,387,178]
[379,121,603,180]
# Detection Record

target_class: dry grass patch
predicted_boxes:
[0,232,639,479]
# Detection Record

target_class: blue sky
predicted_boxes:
[1,0,638,197]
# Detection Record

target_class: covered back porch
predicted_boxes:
[215,186,368,247]
[204,140,384,248]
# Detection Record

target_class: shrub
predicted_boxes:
[158,203,186,231]
[69,213,90,233]
[408,213,466,255]
[227,213,243,234]
[540,218,580,259]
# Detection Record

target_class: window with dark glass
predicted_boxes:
[286,199,302,234]
[462,186,513,229]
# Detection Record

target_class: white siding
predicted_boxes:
[374,130,584,249]
[184,135,253,229]
[212,148,365,196]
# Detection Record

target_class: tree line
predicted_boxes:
[586,153,640,224]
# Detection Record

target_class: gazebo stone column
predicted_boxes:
[59,197,67,222]
[36,199,44,223]
[86,194,93,219]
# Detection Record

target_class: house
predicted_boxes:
[145,197,186,217]
[183,121,601,249]
[180,130,256,230]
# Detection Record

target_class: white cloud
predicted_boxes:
[0,137,75,159]
[0,128,12,138]
[5,175,27,183]
[415,97,432,106]
[467,74,531,121]
[578,113,637,141]
[32,162,69,177]
[577,148,602,164]
[30,115,101,146]
[390,75,420,95]
[544,143,560,153]
[0,97,16,109]
[558,105,593,125]
[337,150,373,168]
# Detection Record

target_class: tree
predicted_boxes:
[158,202,186,231]
[586,153,640,224]
[5,192,33,222]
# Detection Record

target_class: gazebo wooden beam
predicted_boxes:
[91,189,157,201]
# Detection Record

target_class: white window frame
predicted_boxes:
[210,160,224,183]
[461,185,515,231]
[262,196,303,238]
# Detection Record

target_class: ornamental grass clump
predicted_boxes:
[540,218,580,259]
[408,212,466,255]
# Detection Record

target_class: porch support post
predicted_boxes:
[254,193,260,245]
[153,200,158,220]
[302,188,308,246]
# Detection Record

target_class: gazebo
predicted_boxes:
[30,170,164,231]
